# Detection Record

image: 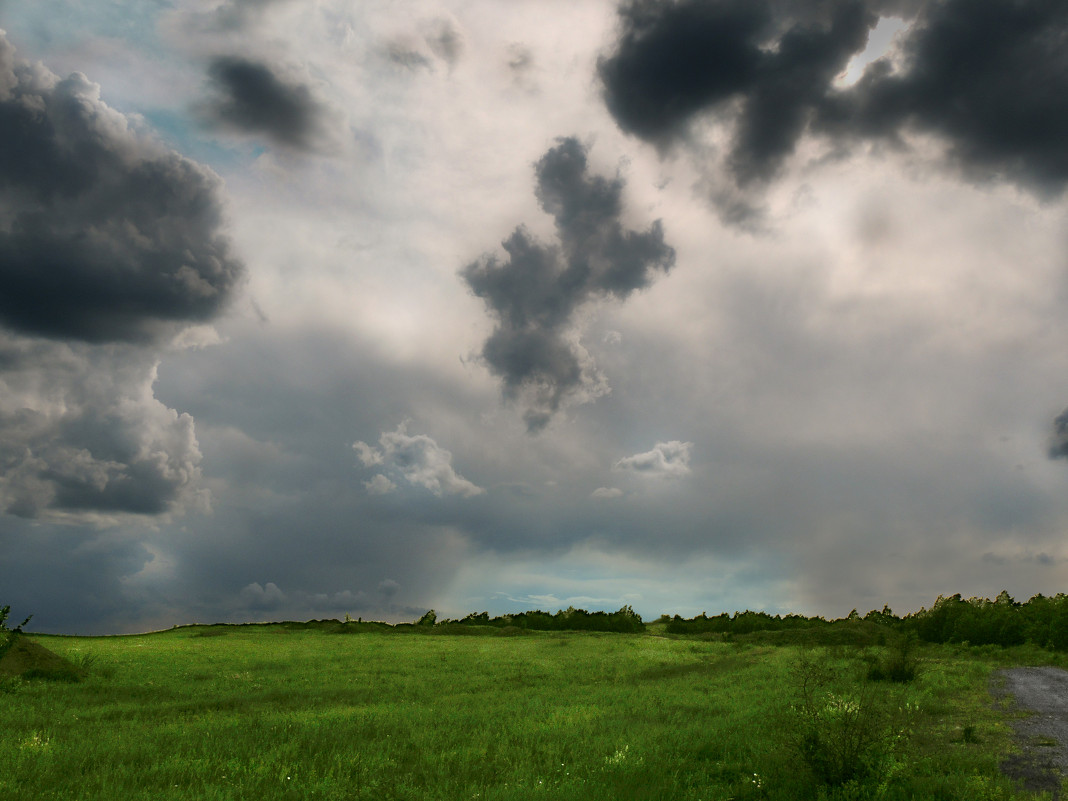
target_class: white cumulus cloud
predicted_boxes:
[613,441,693,478]
[353,423,484,497]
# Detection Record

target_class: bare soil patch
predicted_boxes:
[993,666,1068,798]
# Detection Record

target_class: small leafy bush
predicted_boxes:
[788,651,913,791]
[865,635,919,683]
[67,650,113,678]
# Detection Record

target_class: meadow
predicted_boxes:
[0,623,1062,801]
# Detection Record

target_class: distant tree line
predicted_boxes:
[907,591,1068,649]
[137,592,1068,647]
[439,605,646,633]
[663,591,1068,650]
[664,609,837,636]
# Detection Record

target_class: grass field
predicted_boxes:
[0,625,1062,800]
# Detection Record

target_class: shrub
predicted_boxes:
[865,634,919,683]
[788,651,913,791]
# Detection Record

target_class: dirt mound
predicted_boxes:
[0,635,85,681]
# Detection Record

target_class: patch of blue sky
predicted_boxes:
[835,15,910,87]
[140,108,265,173]
[441,546,799,623]
[0,0,172,54]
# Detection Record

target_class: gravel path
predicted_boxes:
[993,666,1068,797]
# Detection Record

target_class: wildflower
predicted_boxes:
[19,732,50,751]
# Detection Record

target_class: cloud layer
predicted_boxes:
[3,3,1068,635]
[462,137,675,431]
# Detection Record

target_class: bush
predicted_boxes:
[788,651,913,791]
[865,635,919,683]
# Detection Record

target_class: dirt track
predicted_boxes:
[994,667,1068,797]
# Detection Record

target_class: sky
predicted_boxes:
[2,0,1068,635]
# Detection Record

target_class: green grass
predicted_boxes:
[0,627,1060,800]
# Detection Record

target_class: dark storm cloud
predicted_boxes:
[0,516,159,635]
[1049,408,1068,460]
[0,34,244,343]
[599,0,876,184]
[822,0,1068,195]
[462,137,675,431]
[0,34,238,520]
[204,56,330,151]
[601,0,1068,199]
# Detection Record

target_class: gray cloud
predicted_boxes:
[236,583,394,618]
[240,580,286,610]
[423,18,464,67]
[354,423,484,498]
[1049,408,1068,460]
[204,55,332,151]
[174,0,286,36]
[386,44,433,71]
[0,33,244,344]
[599,0,875,184]
[0,33,244,521]
[364,473,397,495]
[602,0,1068,452]
[0,516,161,634]
[0,335,208,519]
[819,0,1068,196]
[507,44,533,75]
[613,440,693,478]
[385,18,465,72]
[601,0,1068,212]
[462,137,675,431]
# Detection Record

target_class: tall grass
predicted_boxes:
[0,628,1055,800]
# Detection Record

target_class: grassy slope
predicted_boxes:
[0,627,1060,800]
